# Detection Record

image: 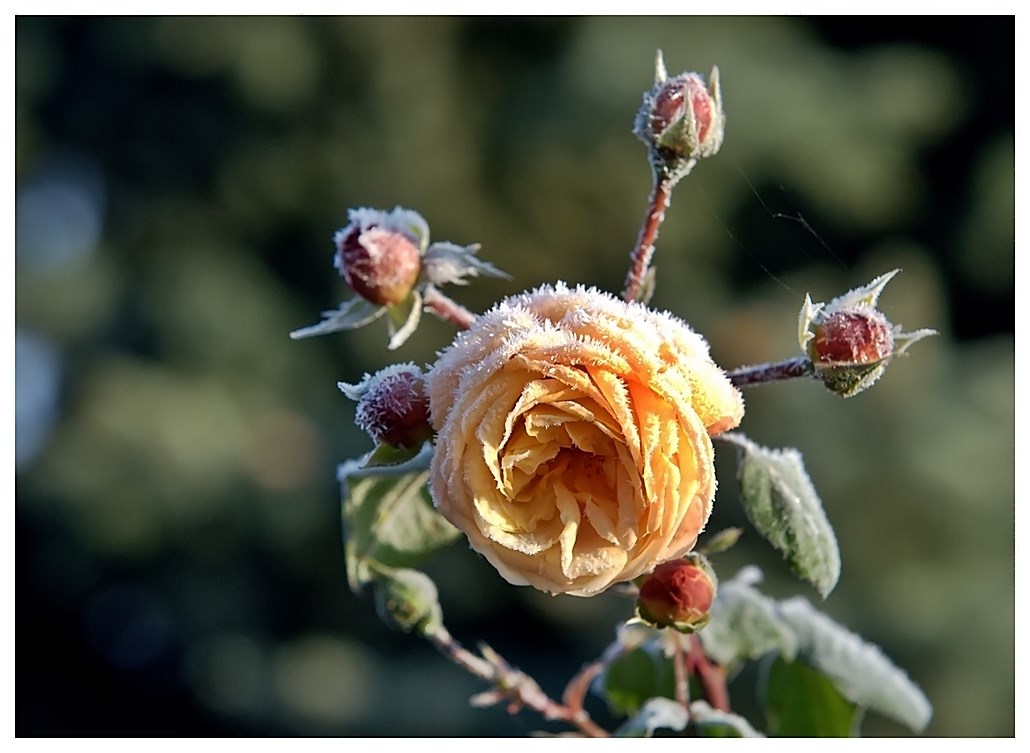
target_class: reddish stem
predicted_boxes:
[726,356,815,388]
[688,634,730,713]
[562,659,606,714]
[423,286,477,330]
[622,175,674,303]
[426,625,609,738]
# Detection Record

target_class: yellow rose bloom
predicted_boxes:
[426,283,744,596]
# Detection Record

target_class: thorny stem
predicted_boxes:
[423,286,477,330]
[688,634,730,713]
[622,173,675,303]
[562,660,606,717]
[726,355,815,388]
[426,624,609,738]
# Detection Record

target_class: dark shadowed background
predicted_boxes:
[16,16,1014,736]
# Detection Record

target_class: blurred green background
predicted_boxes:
[16,16,1013,736]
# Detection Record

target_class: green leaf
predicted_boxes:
[599,644,677,717]
[721,433,840,598]
[339,443,461,591]
[688,701,764,737]
[613,697,688,737]
[761,654,862,737]
[699,567,798,669]
[777,597,932,733]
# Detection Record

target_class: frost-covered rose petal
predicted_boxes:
[426,283,744,597]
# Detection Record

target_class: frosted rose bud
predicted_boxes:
[810,309,893,366]
[340,363,433,449]
[637,554,716,633]
[798,270,936,398]
[635,51,724,180]
[333,207,427,307]
[426,283,745,597]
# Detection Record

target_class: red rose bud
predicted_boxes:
[333,207,427,307]
[798,270,936,398]
[341,363,433,449]
[810,309,894,365]
[636,554,717,633]
[635,51,724,175]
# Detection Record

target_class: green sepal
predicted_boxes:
[814,360,889,398]
[384,288,422,350]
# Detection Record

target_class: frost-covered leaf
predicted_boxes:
[598,643,676,717]
[339,443,460,591]
[289,297,386,340]
[722,434,840,598]
[699,566,798,668]
[760,654,862,737]
[614,697,688,737]
[778,597,932,733]
[689,700,765,737]
[421,241,510,287]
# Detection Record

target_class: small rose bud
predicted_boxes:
[339,363,433,449]
[798,270,937,398]
[373,568,443,635]
[636,554,717,633]
[635,51,724,182]
[333,207,429,307]
[810,308,894,366]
